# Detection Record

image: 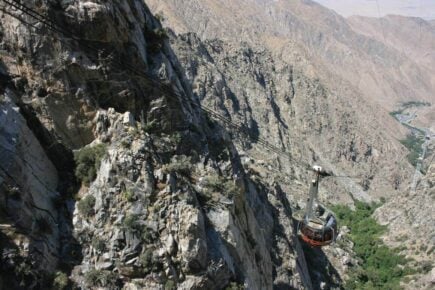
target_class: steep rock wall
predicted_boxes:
[0,0,313,289]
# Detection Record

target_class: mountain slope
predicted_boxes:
[148,0,435,287]
[348,14,435,129]
[348,15,435,71]
[0,0,433,289]
[148,0,434,110]
[148,0,419,199]
[0,1,315,289]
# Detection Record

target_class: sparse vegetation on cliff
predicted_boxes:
[400,133,424,167]
[74,144,107,185]
[162,155,193,177]
[84,268,118,288]
[77,195,96,217]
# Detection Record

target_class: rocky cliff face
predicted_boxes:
[166,27,416,289]
[0,0,433,289]
[170,32,412,203]
[151,0,435,287]
[0,1,315,289]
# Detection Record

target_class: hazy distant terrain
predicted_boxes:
[148,0,435,117]
[313,0,435,19]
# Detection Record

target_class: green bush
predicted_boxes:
[170,132,182,144]
[52,271,69,290]
[400,134,424,167]
[401,101,431,108]
[122,214,141,232]
[77,195,96,217]
[122,190,135,202]
[165,280,176,290]
[154,13,165,23]
[74,144,107,185]
[142,120,156,133]
[162,155,193,177]
[84,269,118,288]
[139,249,163,274]
[91,237,106,253]
[203,175,239,198]
[331,202,413,289]
[142,227,156,244]
[225,282,245,290]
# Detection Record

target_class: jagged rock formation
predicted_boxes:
[169,32,412,203]
[0,0,314,289]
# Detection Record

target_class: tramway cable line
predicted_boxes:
[1,0,368,246]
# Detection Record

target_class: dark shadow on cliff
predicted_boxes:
[18,102,84,272]
[0,80,83,288]
[300,242,343,290]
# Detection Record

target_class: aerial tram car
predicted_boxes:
[296,165,338,247]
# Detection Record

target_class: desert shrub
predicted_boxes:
[225,282,245,290]
[91,237,106,253]
[84,269,118,288]
[122,190,135,202]
[74,144,107,184]
[77,195,96,217]
[331,202,414,289]
[401,101,431,108]
[52,271,69,290]
[170,132,182,144]
[142,120,156,133]
[139,249,163,274]
[154,13,165,23]
[162,155,193,177]
[198,174,239,206]
[203,175,239,198]
[121,139,131,148]
[165,279,176,290]
[419,261,433,274]
[122,214,141,232]
[389,110,402,118]
[142,227,156,244]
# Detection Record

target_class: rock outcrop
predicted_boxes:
[0,1,312,289]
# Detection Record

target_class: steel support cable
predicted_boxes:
[1,0,297,163]
[3,1,396,184]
